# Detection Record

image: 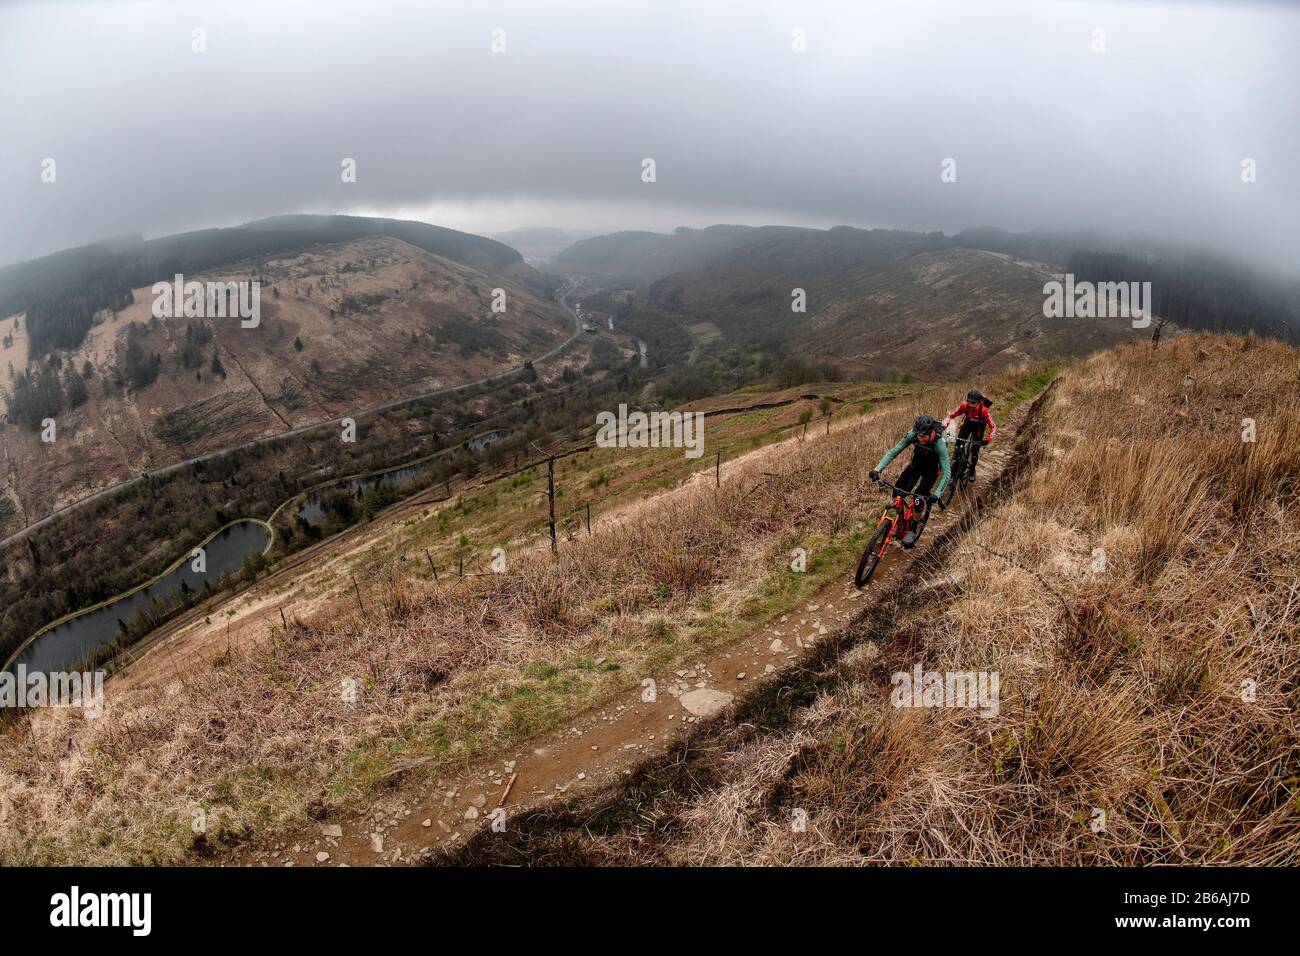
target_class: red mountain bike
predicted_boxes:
[854,476,946,588]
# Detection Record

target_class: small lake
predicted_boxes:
[5,520,270,675]
[298,462,431,524]
[467,429,511,452]
[297,432,512,524]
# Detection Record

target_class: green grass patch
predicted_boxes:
[1000,363,1063,413]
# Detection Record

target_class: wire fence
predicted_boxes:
[337,389,906,613]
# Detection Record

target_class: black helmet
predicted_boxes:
[914,414,938,435]
[967,388,983,403]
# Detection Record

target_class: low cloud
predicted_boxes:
[1,0,1296,274]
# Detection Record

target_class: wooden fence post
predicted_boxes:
[547,456,557,555]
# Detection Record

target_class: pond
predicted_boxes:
[5,520,271,674]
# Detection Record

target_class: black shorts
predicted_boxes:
[895,462,939,497]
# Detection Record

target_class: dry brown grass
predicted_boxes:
[578,333,1299,866]
[0,364,1044,864]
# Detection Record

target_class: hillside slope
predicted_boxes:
[4,335,1291,866]
[0,235,570,528]
[0,362,1044,864]
[789,248,1142,379]
[447,333,1300,866]
[554,224,941,287]
[0,214,530,322]
[568,226,1144,383]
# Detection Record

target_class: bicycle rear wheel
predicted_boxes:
[855,521,892,588]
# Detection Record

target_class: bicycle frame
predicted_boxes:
[870,478,936,555]
[870,496,916,557]
[951,438,970,476]
[856,477,945,587]
[944,434,985,496]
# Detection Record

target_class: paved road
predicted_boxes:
[0,282,583,552]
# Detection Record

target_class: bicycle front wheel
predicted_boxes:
[855,521,892,588]
[941,450,964,507]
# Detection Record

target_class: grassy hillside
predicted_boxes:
[448,333,1300,866]
[0,360,1055,864]
[3,334,1291,866]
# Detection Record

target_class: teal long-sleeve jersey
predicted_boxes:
[874,428,950,497]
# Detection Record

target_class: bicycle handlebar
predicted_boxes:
[872,476,947,510]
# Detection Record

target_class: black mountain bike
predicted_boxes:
[939,435,988,508]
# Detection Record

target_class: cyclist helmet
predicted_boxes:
[966,388,983,403]
[914,413,939,436]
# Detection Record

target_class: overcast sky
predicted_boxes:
[2,0,1297,273]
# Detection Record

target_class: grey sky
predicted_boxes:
[2,0,1297,273]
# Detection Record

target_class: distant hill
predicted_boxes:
[0,215,531,355]
[493,227,598,262]
[567,225,1141,381]
[554,225,775,284]
[561,224,1298,383]
[0,231,571,527]
[789,247,1144,379]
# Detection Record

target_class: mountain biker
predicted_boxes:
[943,388,996,481]
[868,413,950,548]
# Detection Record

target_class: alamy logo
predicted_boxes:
[1043,274,1152,328]
[595,404,705,459]
[891,664,999,718]
[50,886,151,936]
[152,273,260,328]
[0,665,104,717]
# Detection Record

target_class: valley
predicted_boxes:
[1,216,1295,871]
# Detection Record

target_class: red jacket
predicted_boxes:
[943,401,996,441]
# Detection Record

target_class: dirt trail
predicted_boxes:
[223,394,1038,867]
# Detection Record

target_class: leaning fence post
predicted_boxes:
[350,574,364,614]
[425,548,438,581]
